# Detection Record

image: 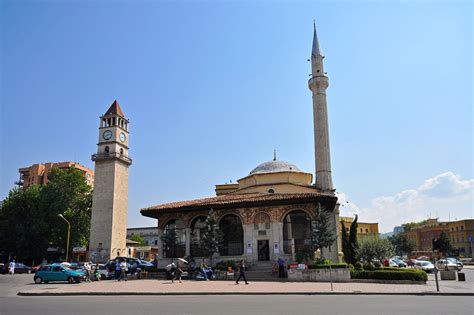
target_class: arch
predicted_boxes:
[279,207,314,223]
[219,214,244,256]
[190,216,207,257]
[282,210,312,255]
[104,146,110,155]
[162,219,186,258]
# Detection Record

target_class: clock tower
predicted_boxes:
[89,100,132,262]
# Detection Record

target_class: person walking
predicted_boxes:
[114,259,121,280]
[119,260,128,281]
[8,260,15,276]
[277,257,285,279]
[84,262,92,282]
[235,259,248,285]
[172,261,183,283]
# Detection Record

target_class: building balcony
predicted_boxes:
[91,152,132,165]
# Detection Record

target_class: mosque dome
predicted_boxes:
[249,160,302,175]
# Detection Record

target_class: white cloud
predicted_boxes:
[338,172,474,233]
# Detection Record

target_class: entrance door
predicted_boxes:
[257,240,270,261]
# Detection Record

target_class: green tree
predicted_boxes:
[388,234,415,256]
[130,234,146,246]
[161,227,178,258]
[341,215,359,264]
[357,238,395,264]
[200,209,224,266]
[433,231,452,255]
[0,186,46,264]
[0,167,92,264]
[310,204,336,259]
[40,168,92,259]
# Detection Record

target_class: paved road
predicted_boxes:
[1,295,473,315]
[1,270,473,315]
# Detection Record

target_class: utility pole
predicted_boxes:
[432,238,439,292]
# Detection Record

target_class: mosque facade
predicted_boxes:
[141,24,341,265]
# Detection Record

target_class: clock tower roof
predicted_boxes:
[104,100,126,118]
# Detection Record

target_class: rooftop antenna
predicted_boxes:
[273,149,277,161]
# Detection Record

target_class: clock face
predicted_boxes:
[119,132,126,142]
[103,130,112,141]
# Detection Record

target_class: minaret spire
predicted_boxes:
[309,22,333,191]
[312,20,324,57]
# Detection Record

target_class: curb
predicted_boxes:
[17,291,474,297]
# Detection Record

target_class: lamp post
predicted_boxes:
[58,214,71,262]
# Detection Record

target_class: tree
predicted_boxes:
[310,204,336,260]
[357,238,395,264]
[200,209,224,265]
[130,234,146,246]
[340,215,359,265]
[388,234,415,256]
[433,231,452,255]
[161,227,178,258]
[0,167,92,264]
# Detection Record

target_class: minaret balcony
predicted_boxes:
[91,152,133,165]
[308,76,329,90]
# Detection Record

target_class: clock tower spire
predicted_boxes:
[89,100,132,262]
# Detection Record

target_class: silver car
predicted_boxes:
[414,261,435,273]
[436,258,461,271]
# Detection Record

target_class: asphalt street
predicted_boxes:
[1,270,473,315]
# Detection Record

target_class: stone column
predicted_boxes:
[185,228,191,256]
[157,228,164,259]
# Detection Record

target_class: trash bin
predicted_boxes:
[457,272,466,281]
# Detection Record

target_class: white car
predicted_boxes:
[436,258,461,271]
[414,261,435,273]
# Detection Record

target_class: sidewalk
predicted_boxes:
[17,278,474,296]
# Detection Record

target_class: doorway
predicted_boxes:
[257,240,269,261]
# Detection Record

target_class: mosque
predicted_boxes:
[140,24,341,265]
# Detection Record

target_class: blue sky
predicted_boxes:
[1,0,472,232]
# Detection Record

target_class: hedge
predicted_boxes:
[308,263,348,269]
[351,269,427,281]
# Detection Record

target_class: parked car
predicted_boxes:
[437,258,462,271]
[34,264,86,284]
[0,263,32,274]
[391,258,407,268]
[447,257,463,270]
[95,264,111,280]
[414,261,435,273]
[436,258,458,271]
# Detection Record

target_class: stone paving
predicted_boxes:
[17,278,474,296]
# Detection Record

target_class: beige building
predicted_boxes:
[89,100,132,263]
[18,162,94,188]
[340,216,379,241]
[447,219,474,257]
[141,24,341,267]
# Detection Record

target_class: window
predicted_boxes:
[154,240,158,245]
[120,148,124,155]
[283,210,311,254]
[219,214,244,256]
[461,226,464,230]
[104,146,110,155]
[268,189,275,194]
[190,216,207,257]
[366,228,369,233]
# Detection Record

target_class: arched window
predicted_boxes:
[162,219,185,258]
[104,146,110,155]
[120,148,124,155]
[283,210,311,254]
[190,216,207,257]
[219,214,243,256]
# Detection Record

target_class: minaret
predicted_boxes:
[89,100,132,262]
[309,22,333,191]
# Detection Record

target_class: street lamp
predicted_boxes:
[58,214,71,262]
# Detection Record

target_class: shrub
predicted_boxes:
[374,261,382,268]
[363,262,375,271]
[314,258,331,265]
[354,262,363,270]
[348,264,354,270]
[308,263,348,269]
[351,269,427,281]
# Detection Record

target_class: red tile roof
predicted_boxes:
[141,192,336,217]
[104,100,125,117]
